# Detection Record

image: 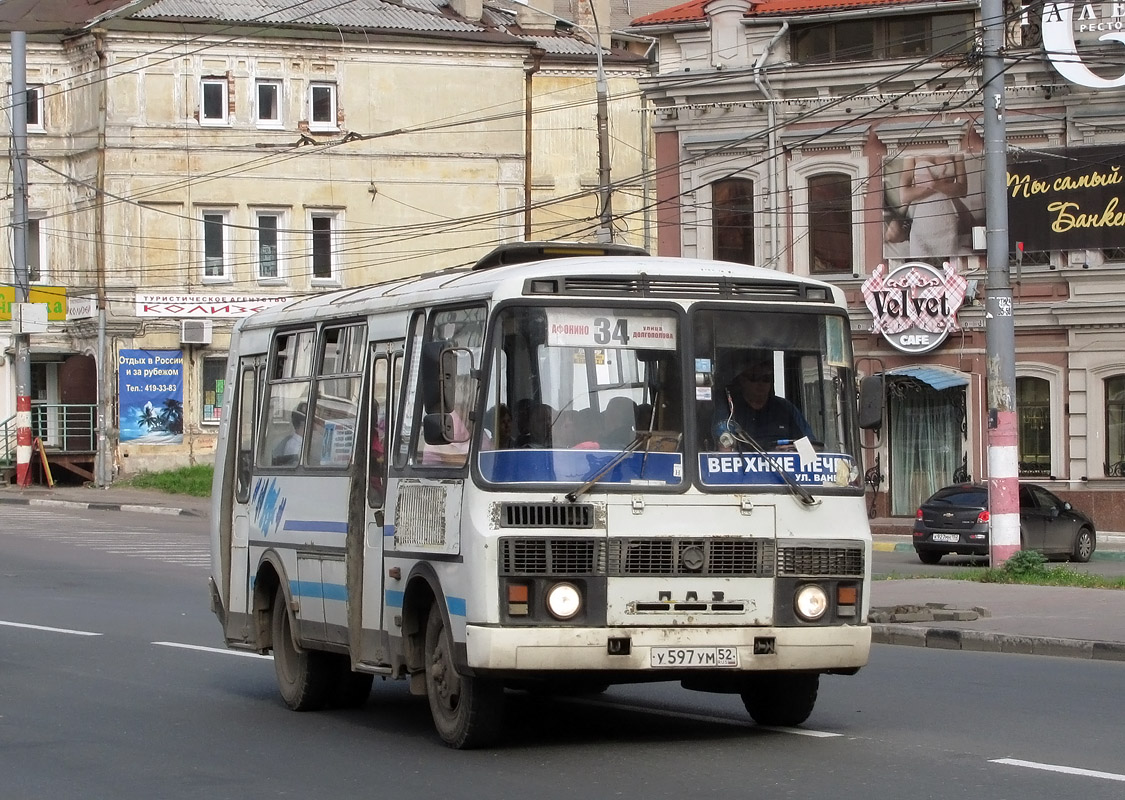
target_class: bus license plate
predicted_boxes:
[650,647,739,668]
[932,533,960,543]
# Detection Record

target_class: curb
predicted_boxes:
[0,495,201,517]
[871,624,1125,661]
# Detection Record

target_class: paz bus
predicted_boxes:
[208,242,880,748]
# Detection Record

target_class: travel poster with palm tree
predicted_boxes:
[118,349,185,445]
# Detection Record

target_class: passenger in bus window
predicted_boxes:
[481,404,513,450]
[714,354,812,450]
[519,404,554,448]
[602,397,637,449]
[369,403,385,504]
[272,402,306,466]
[421,410,471,466]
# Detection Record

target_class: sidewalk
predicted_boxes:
[2,483,1124,662]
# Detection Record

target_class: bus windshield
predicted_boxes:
[478,304,685,487]
[693,307,861,491]
[477,303,861,492]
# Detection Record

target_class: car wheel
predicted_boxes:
[741,672,819,727]
[917,550,943,565]
[271,585,333,711]
[1071,528,1095,563]
[424,605,504,749]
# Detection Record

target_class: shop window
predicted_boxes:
[808,172,853,274]
[712,178,755,265]
[1107,375,1125,476]
[1017,376,1050,477]
[202,357,227,424]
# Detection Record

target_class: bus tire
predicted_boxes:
[741,672,819,727]
[271,586,333,712]
[424,606,503,749]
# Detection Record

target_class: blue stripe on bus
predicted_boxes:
[383,591,466,618]
[290,581,348,602]
[282,520,349,534]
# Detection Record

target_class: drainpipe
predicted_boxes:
[752,22,787,270]
[524,48,545,240]
[93,29,111,487]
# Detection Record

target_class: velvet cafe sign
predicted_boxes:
[1043,2,1125,89]
[861,262,969,354]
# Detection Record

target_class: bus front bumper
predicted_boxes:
[464,624,870,673]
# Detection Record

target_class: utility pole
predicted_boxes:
[981,0,1019,564]
[11,31,33,488]
[589,1,613,243]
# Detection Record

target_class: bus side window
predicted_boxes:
[235,364,257,504]
[368,353,390,508]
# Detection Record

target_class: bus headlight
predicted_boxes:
[545,582,582,620]
[794,584,829,621]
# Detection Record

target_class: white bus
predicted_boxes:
[209,242,881,748]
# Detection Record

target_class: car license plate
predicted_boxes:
[932,533,960,543]
[650,647,739,668]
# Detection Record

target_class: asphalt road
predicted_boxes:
[3,506,1124,799]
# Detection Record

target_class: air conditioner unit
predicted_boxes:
[180,319,213,346]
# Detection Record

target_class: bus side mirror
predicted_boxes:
[858,374,884,431]
[423,412,456,445]
[421,339,455,415]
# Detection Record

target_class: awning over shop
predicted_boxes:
[886,365,969,391]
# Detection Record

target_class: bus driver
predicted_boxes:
[714,353,812,450]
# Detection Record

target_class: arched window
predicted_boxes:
[1017,376,1050,477]
[1106,375,1125,476]
[808,172,853,274]
[712,178,755,265]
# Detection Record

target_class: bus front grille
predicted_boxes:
[777,544,865,577]
[500,502,594,529]
[500,538,602,575]
[608,538,774,577]
[498,537,774,577]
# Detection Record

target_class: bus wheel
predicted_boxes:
[741,672,819,727]
[271,586,333,711]
[424,607,503,749]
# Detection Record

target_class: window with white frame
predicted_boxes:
[308,82,337,131]
[201,77,229,125]
[27,214,46,282]
[7,83,43,129]
[254,209,285,281]
[309,211,340,282]
[808,172,854,274]
[1106,375,1125,476]
[256,79,282,127]
[202,210,231,280]
[202,356,227,424]
[26,84,44,130]
[711,178,755,265]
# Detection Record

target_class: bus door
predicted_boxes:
[355,343,401,665]
[228,357,263,630]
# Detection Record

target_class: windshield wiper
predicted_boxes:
[725,426,820,508]
[564,434,652,502]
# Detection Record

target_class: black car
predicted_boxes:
[912,482,1097,565]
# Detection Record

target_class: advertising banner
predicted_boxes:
[1007,145,1125,251]
[118,349,184,445]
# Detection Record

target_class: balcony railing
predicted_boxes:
[1,404,98,472]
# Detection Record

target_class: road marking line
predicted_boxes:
[0,620,102,636]
[153,641,272,659]
[991,758,1125,782]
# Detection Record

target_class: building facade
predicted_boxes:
[632,0,1125,529]
[2,0,652,480]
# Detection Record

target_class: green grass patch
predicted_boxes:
[948,550,1125,590]
[122,464,213,497]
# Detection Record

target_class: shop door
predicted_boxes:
[889,382,964,516]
